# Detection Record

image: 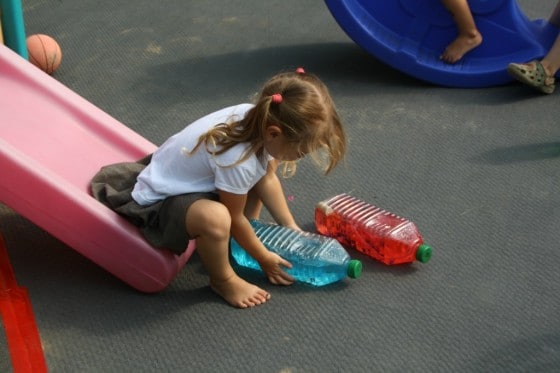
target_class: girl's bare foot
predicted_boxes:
[440,31,482,64]
[210,274,271,309]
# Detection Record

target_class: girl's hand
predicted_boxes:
[259,252,294,285]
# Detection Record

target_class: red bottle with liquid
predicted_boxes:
[315,194,432,265]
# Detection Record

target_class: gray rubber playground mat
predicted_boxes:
[1,0,559,372]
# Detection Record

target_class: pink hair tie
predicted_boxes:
[296,67,305,74]
[271,93,283,104]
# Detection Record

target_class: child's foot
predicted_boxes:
[507,60,556,94]
[210,274,271,309]
[440,31,482,64]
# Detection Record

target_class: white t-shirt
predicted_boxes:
[132,104,272,205]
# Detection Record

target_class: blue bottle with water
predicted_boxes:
[230,220,362,286]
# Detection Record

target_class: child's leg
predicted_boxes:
[244,188,263,220]
[543,2,560,76]
[440,0,483,63]
[185,199,270,308]
[541,35,560,77]
[549,1,560,27]
[506,2,560,93]
[244,160,300,230]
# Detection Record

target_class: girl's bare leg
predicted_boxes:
[540,35,560,77]
[440,0,483,63]
[549,1,560,27]
[244,188,263,220]
[541,2,560,77]
[186,199,270,308]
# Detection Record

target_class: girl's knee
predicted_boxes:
[187,200,231,239]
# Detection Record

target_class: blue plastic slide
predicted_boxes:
[325,0,559,87]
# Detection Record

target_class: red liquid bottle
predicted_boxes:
[315,194,432,265]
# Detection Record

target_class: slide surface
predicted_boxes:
[0,45,194,293]
[325,0,560,87]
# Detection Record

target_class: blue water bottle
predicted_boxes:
[230,220,362,286]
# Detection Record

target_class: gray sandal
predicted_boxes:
[507,60,555,94]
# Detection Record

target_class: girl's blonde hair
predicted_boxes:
[190,69,346,177]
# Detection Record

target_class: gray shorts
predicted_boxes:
[90,154,218,255]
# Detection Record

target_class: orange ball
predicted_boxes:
[26,34,62,74]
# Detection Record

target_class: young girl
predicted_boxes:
[440,0,483,64]
[91,69,346,308]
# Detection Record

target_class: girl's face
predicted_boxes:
[263,125,306,161]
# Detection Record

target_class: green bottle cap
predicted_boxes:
[416,244,432,263]
[347,259,362,279]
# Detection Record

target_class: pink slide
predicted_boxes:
[0,45,195,293]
